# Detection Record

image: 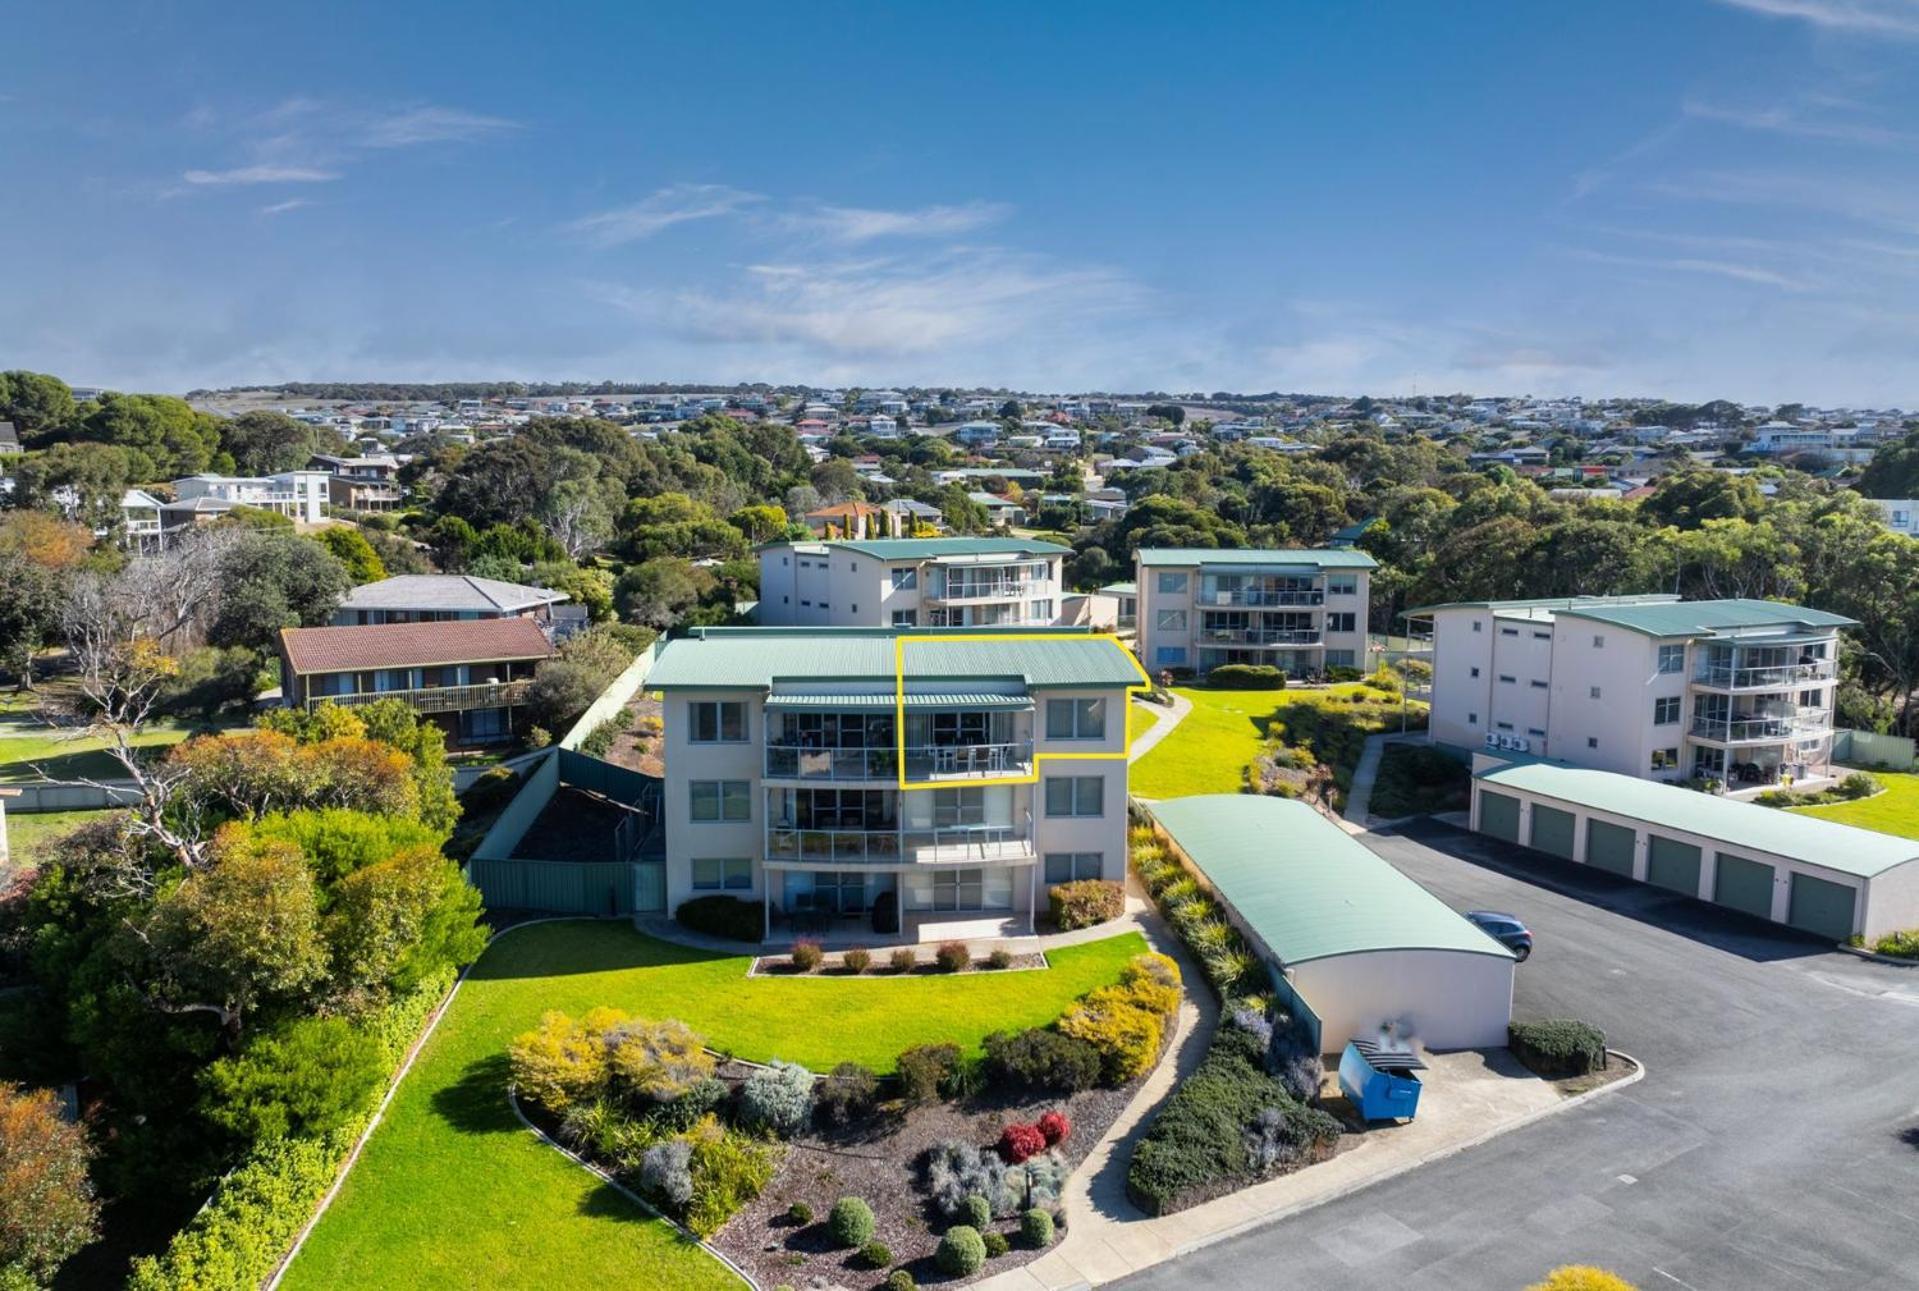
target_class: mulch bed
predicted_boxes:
[601,695,664,777]
[713,1073,1141,1289]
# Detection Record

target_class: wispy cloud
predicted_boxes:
[182,165,339,186]
[1568,246,1819,291]
[780,200,1011,243]
[357,105,520,148]
[564,184,764,247]
[1712,0,1919,37]
[259,198,312,215]
[1682,97,1914,146]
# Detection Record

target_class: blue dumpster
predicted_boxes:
[1337,1039,1427,1122]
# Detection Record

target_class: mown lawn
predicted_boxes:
[0,724,215,782]
[284,921,1146,1291]
[1130,683,1390,798]
[1128,697,1163,745]
[1790,771,1919,841]
[5,809,111,867]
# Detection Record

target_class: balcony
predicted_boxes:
[307,679,533,714]
[1196,628,1322,647]
[924,578,1039,604]
[764,822,1036,865]
[1692,659,1836,690]
[1204,589,1323,607]
[764,742,1032,782]
[1689,712,1832,744]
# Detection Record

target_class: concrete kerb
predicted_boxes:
[1162,1048,1646,1266]
[265,916,601,1291]
[1835,941,1919,967]
[507,1087,758,1290]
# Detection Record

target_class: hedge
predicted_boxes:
[1047,879,1124,931]
[675,894,763,942]
[1207,664,1286,690]
[1508,1019,1607,1078]
[127,968,456,1290]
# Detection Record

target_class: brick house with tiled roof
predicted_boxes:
[277,617,554,745]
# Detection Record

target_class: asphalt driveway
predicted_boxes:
[1117,819,1919,1290]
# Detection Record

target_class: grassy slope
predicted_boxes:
[1790,771,1919,841]
[5,809,109,866]
[0,725,212,782]
[284,921,1145,1291]
[1128,698,1163,745]
[1130,684,1387,798]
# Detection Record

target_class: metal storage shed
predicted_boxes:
[1472,761,1919,942]
[1147,795,1516,1052]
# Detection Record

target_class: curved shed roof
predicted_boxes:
[1147,795,1512,966]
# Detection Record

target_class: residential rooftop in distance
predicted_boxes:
[336,573,567,615]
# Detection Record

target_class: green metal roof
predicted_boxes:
[1135,547,1379,570]
[1147,795,1513,966]
[778,537,1069,559]
[1477,762,1919,880]
[764,691,1034,711]
[649,627,1145,691]
[1553,598,1856,638]
[1403,594,1681,618]
[1098,581,1137,595]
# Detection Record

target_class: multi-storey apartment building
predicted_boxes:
[1133,548,1376,675]
[1409,595,1855,788]
[756,537,1069,629]
[169,470,331,525]
[646,626,1144,941]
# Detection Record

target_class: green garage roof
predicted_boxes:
[1147,795,1512,966]
[1136,547,1378,570]
[648,627,1145,691]
[1477,762,1919,880]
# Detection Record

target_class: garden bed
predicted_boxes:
[712,1048,1149,1286]
[748,948,1049,977]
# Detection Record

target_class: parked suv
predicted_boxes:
[1466,910,1533,962]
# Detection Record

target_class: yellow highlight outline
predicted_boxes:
[893,632,1152,791]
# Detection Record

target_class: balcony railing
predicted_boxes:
[1693,659,1836,689]
[308,679,533,714]
[764,742,1033,782]
[925,579,1039,603]
[765,822,1035,865]
[1197,628,1322,646]
[1689,713,1832,743]
[1204,589,1323,607]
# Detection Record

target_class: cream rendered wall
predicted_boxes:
[1428,608,1498,751]
[1862,860,1919,942]
[1485,617,1555,748]
[1549,630,1684,779]
[1321,569,1371,667]
[1291,948,1515,1051]
[661,688,766,914]
[1032,685,1130,882]
[1135,564,1197,671]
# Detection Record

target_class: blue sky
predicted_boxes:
[4,0,1918,403]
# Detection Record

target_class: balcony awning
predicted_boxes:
[766,690,1034,712]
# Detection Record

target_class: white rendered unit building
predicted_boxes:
[1133,548,1376,676]
[756,537,1069,629]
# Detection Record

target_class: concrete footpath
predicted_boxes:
[1126,692,1190,764]
[1340,731,1424,832]
[975,1049,1642,1291]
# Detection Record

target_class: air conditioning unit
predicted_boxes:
[1484,733,1501,749]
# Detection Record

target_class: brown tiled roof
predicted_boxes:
[280,617,554,675]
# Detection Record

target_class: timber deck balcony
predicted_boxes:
[306,679,533,714]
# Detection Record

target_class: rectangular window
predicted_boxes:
[1468,712,1479,725]
[1650,748,1679,771]
[1499,674,1516,684]
[1045,697,1107,739]
[1500,627,1518,637]
[1044,775,1105,818]
[692,858,753,890]
[1593,634,1606,648]
[1530,679,1548,690]
[1326,576,1357,596]
[690,780,751,823]
[1326,612,1356,633]
[1653,696,1681,725]
[1156,572,1188,594]
[891,610,916,627]
[1527,727,1546,737]
[1533,631,1550,641]
[1469,666,1481,678]
[1325,649,1356,666]
[891,568,918,590]
[1043,853,1104,884]
[1030,599,1053,620]
[1155,646,1188,666]
[1657,644,1685,674]
[1589,686,1602,700]
[1472,620,1483,633]
[1155,609,1187,632]
[1495,721,1514,731]
[689,701,746,743]
[1587,736,1598,749]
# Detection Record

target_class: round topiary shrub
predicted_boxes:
[935,941,971,973]
[959,1192,993,1230]
[884,1271,916,1291]
[790,939,823,972]
[1037,1110,1071,1145]
[1021,1207,1055,1248]
[987,947,1014,970]
[828,1196,875,1248]
[786,1200,813,1225]
[982,1230,1010,1258]
[936,1225,987,1276]
[998,1122,1045,1163]
[842,946,872,973]
[890,946,918,973]
[859,1240,893,1269]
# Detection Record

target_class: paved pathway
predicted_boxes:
[1126,692,1191,765]
[1341,731,1424,830]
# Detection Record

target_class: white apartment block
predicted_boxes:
[1133,548,1377,675]
[1410,595,1855,789]
[170,470,330,524]
[756,537,1069,629]
[1867,499,1919,538]
[646,627,1143,942]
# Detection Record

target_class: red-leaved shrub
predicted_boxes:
[998,1121,1047,1163]
[1037,1110,1070,1146]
